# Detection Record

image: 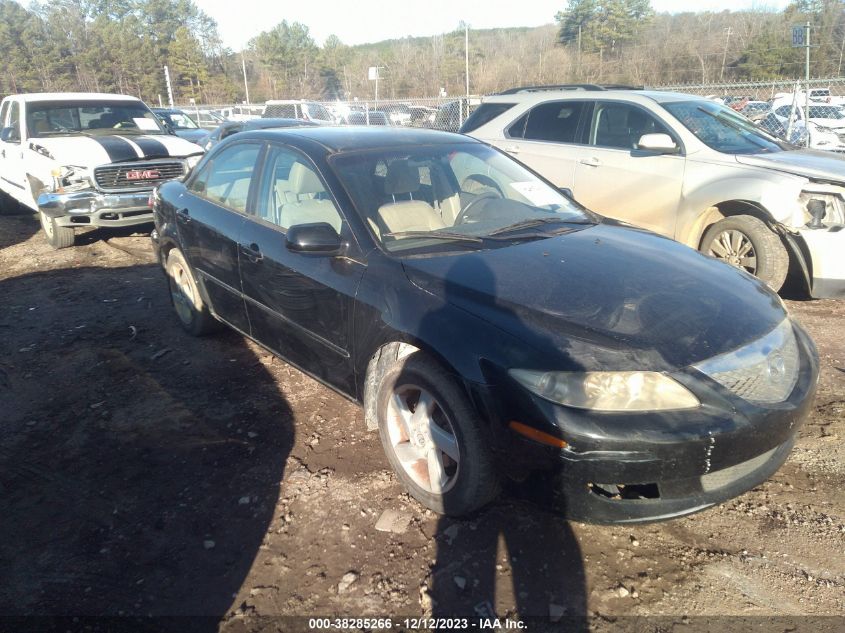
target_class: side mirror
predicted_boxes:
[637,133,679,154]
[286,222,343,255]
[558,187,574,199]
[1,127,19,143]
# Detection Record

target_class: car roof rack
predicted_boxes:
[497,84,644,95]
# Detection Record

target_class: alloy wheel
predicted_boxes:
[385,384,460,495]
[708,229,758,275]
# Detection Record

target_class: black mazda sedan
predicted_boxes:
[151,127,818,524]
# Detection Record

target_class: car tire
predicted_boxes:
[375,352,499,516]
[700,215,789,291]
[39,211,75,249]
[165,248,219,336]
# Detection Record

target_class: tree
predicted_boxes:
[556,0,653,53]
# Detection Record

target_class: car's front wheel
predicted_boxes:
[375,352,499,515]
[700,215,789,291]
[166,248,219,336]
[39,211,75,248]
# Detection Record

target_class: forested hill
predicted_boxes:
[1,0,842,103]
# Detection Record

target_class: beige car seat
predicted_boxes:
[377,160,445,236]
[279,162,341,233]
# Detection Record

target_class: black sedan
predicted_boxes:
[200,118,318,151]
[150,127,818,524]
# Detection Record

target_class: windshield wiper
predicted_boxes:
[487,217,573,236]
[384,230,483,243]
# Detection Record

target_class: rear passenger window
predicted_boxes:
[190,143,260,212]
[523,101,587,143]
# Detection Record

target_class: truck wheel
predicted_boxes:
[375,351,499,516]
[700,215,789,291]
[39,211,75,248]
[166,248,219,336]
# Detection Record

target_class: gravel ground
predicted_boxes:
[0,214,843,631]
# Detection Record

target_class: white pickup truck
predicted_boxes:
[0,93,204,248]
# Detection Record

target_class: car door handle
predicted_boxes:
[1,149,4,158]
[176,207,191,223]
[240,242,263,263]
[503,145,520,154]
[579,157,601,167]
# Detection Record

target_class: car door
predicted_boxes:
[237,143,365,394]
[571,101,685,238]
[0,99,29,203]
[494,100,591,190]
[176,141,263,333]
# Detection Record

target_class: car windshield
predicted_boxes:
[160,111,200,129]
[808,106,845,119]
[27,100,166,136]
[330,143,592,255]
[664,100,786,154]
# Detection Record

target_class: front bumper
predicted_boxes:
[797,225,845,298]
[484,323,819,524]
[37,190,153,228]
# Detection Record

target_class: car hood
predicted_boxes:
[735,149,845,182]
[29,134,203,169]
[401,223,786,371]
[173,129,209,143]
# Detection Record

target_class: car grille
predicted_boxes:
[693,319,799,405]
[94,161,186,191]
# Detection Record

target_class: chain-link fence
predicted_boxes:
[175,76,845,153]
[175,97,482,133]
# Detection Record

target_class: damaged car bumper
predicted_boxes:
[490,321,819,524]
[798,225,845,298]
[37,190,153,228]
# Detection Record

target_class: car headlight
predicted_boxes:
[799,191,845,226]
[51,165,92,192]
[508,369,700,412]
[185,154,203,171]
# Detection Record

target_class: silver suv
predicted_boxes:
[463,85,845,298]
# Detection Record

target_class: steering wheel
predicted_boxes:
[454,191,501,225]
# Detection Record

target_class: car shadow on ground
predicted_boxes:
[0,213,40,250]
[404,255,588,626]
[73,222,155,248]
[0,263,294,626]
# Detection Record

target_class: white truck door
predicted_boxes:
[0,99,30,205]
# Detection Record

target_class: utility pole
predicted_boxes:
[577,24,582,80]
[163,65,174,107]
[242,55,250,105]
[805,21,811,148]
[464,24,469,97]
[720,27,732,81]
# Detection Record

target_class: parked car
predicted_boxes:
[150,126,818,523]
[201,117,318,151]
[432,98,480,132]
[739,101,771,119]
[0,92,203,247]
[219,105,263,121]
[387,103,412,126]
[409,105,437,127]
[771,99,845,152]
[463,85,845,298]
[262,100,334,124]
[346,111,391,126]
[152,107,209,144]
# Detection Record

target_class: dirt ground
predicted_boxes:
[0,213,843,631]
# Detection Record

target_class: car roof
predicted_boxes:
[234,126,476,153]
[482,88,707,106]
[152,108,183,113]
[12,92,142,102]
[242,118,318,129]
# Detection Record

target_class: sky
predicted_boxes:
[195,0,794,50]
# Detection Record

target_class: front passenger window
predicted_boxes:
[591,103,670,150]
[256,146,343,233]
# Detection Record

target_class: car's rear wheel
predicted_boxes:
[39,211,75,249]
[700,215,789,291]
[166,248,218,336]
[375,352,499,515]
